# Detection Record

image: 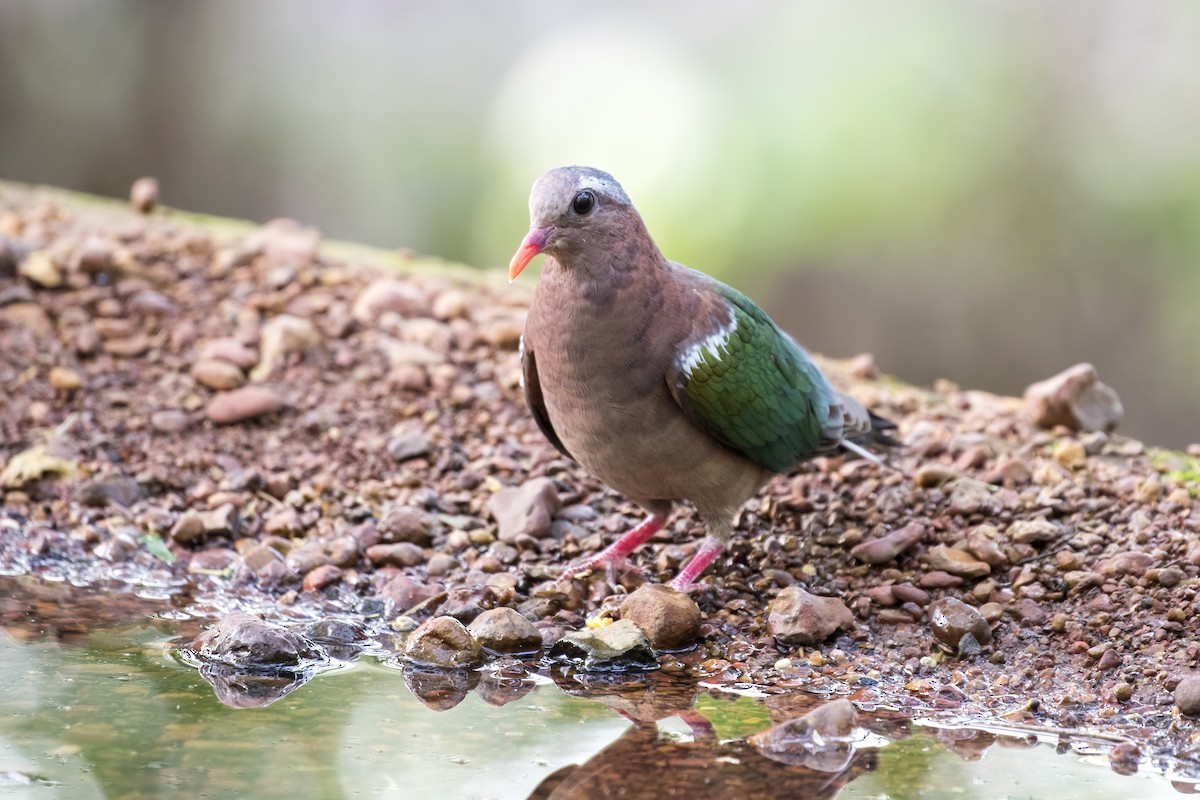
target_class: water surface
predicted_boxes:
[0,576,1190,799]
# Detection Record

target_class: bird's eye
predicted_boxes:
[572,190,596,215]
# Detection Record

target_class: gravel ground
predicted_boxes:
[2,181,1200,777]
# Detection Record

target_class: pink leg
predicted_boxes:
[556,513,666,583]
[667,538,725,592]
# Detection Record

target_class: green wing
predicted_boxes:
[667,277,834,473]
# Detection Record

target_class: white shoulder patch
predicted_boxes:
[678,308,738,377]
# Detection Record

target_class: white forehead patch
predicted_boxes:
[528,166,633,223]
[577,172,630,205]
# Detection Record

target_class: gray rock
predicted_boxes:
[467,607,543,654]
[929,597,992,656]
[387,427,431,461]
[547,619,658,672]
[378,504,432,545]
[487,478,561,544]
[1175,677,1200,716]
[190,612,320,668]
[404,616,483,669]
[767,586,855,646]
[948,480,995,515]
[426,553,458,577]
[440,586,487,624]
[74,476,144,508]
[618,584,702,651]
[1024,363,1123,433]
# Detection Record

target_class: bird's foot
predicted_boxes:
[552,513,667,587]
[666,539,725,593]
[552,554,648,586]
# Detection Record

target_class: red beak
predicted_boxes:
[508,226,555,282]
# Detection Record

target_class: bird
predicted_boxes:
[509,166,896,592]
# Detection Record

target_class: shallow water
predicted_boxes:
[0,576,1191,799]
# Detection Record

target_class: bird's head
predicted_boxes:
[508,166,634,282]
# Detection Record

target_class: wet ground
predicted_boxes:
[3,180,1200,797]
[0,575,1191,799]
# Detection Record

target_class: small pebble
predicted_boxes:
[130,177,160,213]
[206,386,286,424]
[48,366,82,392]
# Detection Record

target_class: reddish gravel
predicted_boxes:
[2,180,1200,776]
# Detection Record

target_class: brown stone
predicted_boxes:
[1024,363,1123,433]
[467,607,543,654]
[619,584,702,651]
[849,522,924,565]
[302,564,343,592]
[487,478,561,543]
[404,616,483,668]
[1175,677,1200,716]
[767,586,855,646]
[366,542,426,568]
[205,386,286,424]
[929,597,992,655]
[923,545,991,579]
[191,358,246,390]
[130,177,159,213]
[190,612,319,668]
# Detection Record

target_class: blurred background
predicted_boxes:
[1,1,1197,447]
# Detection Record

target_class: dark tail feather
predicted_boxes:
[863,411,903,448]
[840,411,902,466]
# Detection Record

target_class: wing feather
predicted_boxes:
[666,274,838,473]
[520,336,573,460]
